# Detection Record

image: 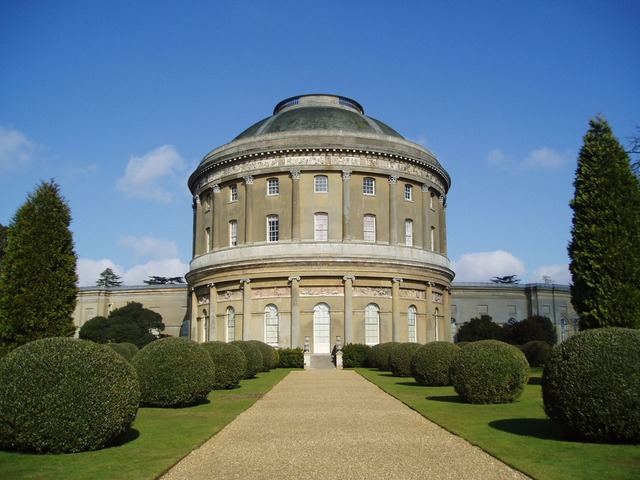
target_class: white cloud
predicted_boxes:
[116,145,185,203]
[452,250,525,282]
[486,148,513,169]
[118,235,179,260]
[0,125,37,173]
[531,264,572,285]
[77,258,123,287]
[522,148,567,170]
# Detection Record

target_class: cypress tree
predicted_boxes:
[0,181,78,347]
[568,116,640,329]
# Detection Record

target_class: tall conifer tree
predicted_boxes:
[0,181,78,346]
[568,116,640,329]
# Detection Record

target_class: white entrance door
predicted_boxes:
[313,303,331,354]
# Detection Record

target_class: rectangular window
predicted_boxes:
[314,212,328,241]
[430,192,435,209]
[478,305,489,315]
[314,175,328,193]
[229,220,237,247]
[430,226,435,250]
[205,227,211,253]
[230,184,238,202]
[267,178,279,195]
[405,219,413,246]
[404,184,412,201]
[364,214,376,242]
[363,177,375,195]
[267,215,279,242]
[408,307,417,343]
[205,193,212,211]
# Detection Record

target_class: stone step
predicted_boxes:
[308,354,335,370]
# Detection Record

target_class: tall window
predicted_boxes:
[267,178,279,195]
[205,227,211,252]
[205,193,212,210]
[430,226,435,251]
[226,307,235,342]
[408,306,417,343]
[364,214,376,242]
[230,184,238,202]
[405,219,413,246]
[314,175,328,193]
[267,215,279,242]
[264,304,279,346]
[434,307,440,341]
[229,220,238,247]
[314,212,328,241]
[365,304,380,345]
[404,184,412,201]
[429,191,435,209]
[363,177,375,195]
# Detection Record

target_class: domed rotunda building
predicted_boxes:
[186,95,453,353]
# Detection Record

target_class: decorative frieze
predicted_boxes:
[197,294,210,305]
[220,290,242,301]
[432,291,443,304]
[354,286,391,297]
[300,286,342,296]
[253,287,291,298]
[400,289,426,300]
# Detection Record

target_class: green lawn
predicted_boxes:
[358,368,640,480]
[0,368,291,480]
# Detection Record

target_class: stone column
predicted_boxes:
[289,276,301,348]
[212,184,220,249]
[392,278,403,342]
[443,287,452,342]
[192,195,200,257]
[241,279,251,340]
[422,185,430,250]
[439,194,446,255]
[342,170,352,241]
[208,283,217,341]
[343,276,355,344]
[426,282,434,342]
[190,288,198,341]
[291,170,301,241]
[243,175,254,244]
[389,176,399,245]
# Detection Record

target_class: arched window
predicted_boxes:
[405,219,413,246]
[264,304,279,346]
[313,303,331,354]
[314,175,328,193]
[434,307,440,341]
[314,212,328,241]
[267,178,279,195]
[408,306,417,343]
[364,214,376,242]
[226,307,235,342]
[365,304,380,345]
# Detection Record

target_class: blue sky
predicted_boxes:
[1,1,638,287]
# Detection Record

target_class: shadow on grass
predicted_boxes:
[108,428,141,447]
[528,376,542,386]
[426,395,465,403]
[489,418,568,441]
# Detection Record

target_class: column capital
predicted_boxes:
[427,281,436,287]
[207,282,215,288]
[392,277,403,283]
[240,278,251,285]
[342,170,352,180]
[194,194,201,204]
[343,275,355,282]
[422,184,430,193]
[288,276,301,283]
[290,170,301,180]
[388,175,399,184]
[212,183,220,193]
[243,175,254,185]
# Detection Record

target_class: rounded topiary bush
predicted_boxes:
[230,341,263,379]
[247,340,277,371]
[542,328,640,443]
[277,348,304,368]
[455,341,471,348]
[411,341,460,386]
[342,343,371,368]
[449,340,530,404]
[369,342,399,371]
[520,340,552,367]
[120,342,139,358]
[389,342,422,377]
[0,338,139,453]
[106,343,136,361]
[202,341,247,389]
[132,337,215,407]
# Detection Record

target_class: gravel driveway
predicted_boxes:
[161,370,530,480]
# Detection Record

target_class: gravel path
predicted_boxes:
[161,370,530,480]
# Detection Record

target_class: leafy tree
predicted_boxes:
[0,181,77,347]
[455,315,503,342]
[79,302,165,348]
[0,224,9,274]
[142,276,185,285]
[502,315,557,345]
[568,116,640,329]
[490,275,520,284]
[96,268,123,287]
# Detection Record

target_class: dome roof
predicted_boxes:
[234,94,404,140]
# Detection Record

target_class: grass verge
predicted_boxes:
[0,368,291,480]
[357,367,640,480]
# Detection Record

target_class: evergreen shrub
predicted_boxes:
[247,340,278,371]
[520,340,552,367]
[450,340,530,404]
[202,341,246,389]
[230,340,263,378]
[277,348,304,368]
[106,343,136,361]
[132,337,215,407]
[542,328,640,443]
[389,342,422,377]
[369,342,399,371]
[342,343,371,368]
[0,337,139,453]
[411,341,460,386]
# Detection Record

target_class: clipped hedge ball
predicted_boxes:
[450,340,530,404]
[389,342,422,377]
[0,337,139,453]
[542,328,640,443]
[230,341,264,379]
[202,341,247,389]
[411,341,460,386]
[132,337,215,407]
